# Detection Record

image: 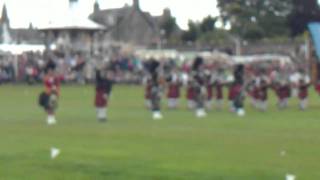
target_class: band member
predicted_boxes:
[39,60,63,125]
[227,73,236,112]
[248,77,260,109]
[143,75,152,109]
[232,64,246,116]
[166,68,181,109]
[214,68,226,110]
[298,72,310,110]
[205,71,214,110]
[257,77,269,111]
[191,57,207,118]
[95,66,114,122]
[148,59,163,120]
[276,79,291,109]
[186,78,195,110]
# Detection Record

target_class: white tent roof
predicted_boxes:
[135,49,179,59]
[0,44,45,54]
[39,17,105,31]
[232,54,292,64]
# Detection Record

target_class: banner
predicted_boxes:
[308,22,320,61]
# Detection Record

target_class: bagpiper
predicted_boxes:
[94,64,114,122]
[166,67,182,109]
[231,64,246,116]
[298,70,311,110]
[191,57,207,118]
[148,59,164,120]
[38,60,63,125]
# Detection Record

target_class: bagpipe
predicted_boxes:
[38,92,58,111]
[72,61,86,71]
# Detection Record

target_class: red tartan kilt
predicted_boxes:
[187,87,194,100]
[228,86,239,100]
[259,91,268,101]
[316,84,320,94]
[277,89,289,100]
[95,90,107,107]
[278,91,286,100]
[216,86,223,100]
[252,89,260,99]
[167,85,180,98]
[299,91,308,99]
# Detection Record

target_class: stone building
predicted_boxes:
[90,0,180,46]
[0,0,181,50]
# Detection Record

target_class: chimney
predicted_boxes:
[94,0,100,13]
[133,0,140,9]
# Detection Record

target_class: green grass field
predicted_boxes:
[1,85,320,180]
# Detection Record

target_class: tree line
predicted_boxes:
[160,0,320,44]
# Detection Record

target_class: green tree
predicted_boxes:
[160,16,177,39]
[198,29,232,46]
[181,20,200,42]
[200,16,217,33]
[288,0,320,36]
[217,0,292,40]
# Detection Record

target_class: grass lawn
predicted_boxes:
[0,84,320,180]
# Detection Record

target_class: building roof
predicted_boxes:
[39,1,105,32]
[39,18,105,31]
[90,3,160,45]
[91,5,157,30]
[90,6,131,30]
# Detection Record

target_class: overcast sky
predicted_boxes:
[0,0,219,29]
